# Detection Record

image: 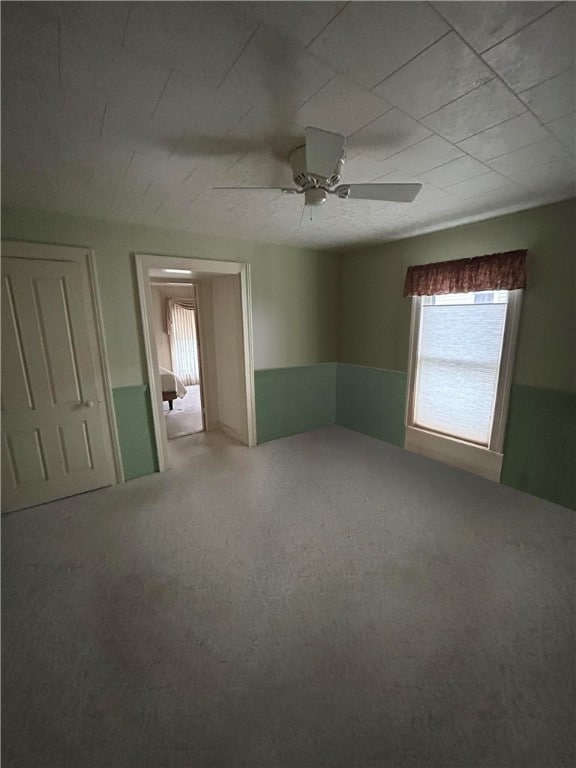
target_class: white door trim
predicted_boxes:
[135,253,257,472]
[1,240,124,483]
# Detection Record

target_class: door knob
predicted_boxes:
[82,400,95,408]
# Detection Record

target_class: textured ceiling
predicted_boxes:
[2,1,575,249]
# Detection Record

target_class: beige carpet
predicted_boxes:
[164,384,203,439]
[2,427,574,767]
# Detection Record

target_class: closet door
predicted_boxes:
[2,254,114,512]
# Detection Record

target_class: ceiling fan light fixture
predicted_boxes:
[304,188,327,206]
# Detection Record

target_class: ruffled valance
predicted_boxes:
[403,250,527,297]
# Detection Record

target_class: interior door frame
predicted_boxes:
[1,240,124,484]
[135,253,257,472]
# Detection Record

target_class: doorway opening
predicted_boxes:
[136,254,256,472]
[151,278,205,440]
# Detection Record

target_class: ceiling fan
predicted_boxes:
[213,127,422,219]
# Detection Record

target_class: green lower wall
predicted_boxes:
[254,364,337,443]
[113,365,575,510]
[501,385,576,510]
[334,363,575,510]
[112,365,338,480]
[112,385,158,480]
[336,364,407,447]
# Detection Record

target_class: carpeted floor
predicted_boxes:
[2,426,574,768]
[164,384,203,439]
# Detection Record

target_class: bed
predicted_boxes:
[159,367,187,410]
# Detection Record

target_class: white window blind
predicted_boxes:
[413,292,508,445]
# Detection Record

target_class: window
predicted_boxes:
[168,300,200,386]
[406,289,522,479]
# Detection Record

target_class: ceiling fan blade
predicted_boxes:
[213,186,300,193]
[305,127,345,179]
[338,183,422,202]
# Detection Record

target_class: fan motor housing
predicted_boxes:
[288,144,344,189]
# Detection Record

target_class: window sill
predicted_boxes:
[404,426,503,483]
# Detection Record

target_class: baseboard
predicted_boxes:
[217,422,245,444]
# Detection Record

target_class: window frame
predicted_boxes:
[405,289,523,473]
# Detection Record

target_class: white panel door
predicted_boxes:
[2,256,114,512]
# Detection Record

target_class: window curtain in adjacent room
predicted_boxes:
[167,298,200,386]
[403,249,527,296]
